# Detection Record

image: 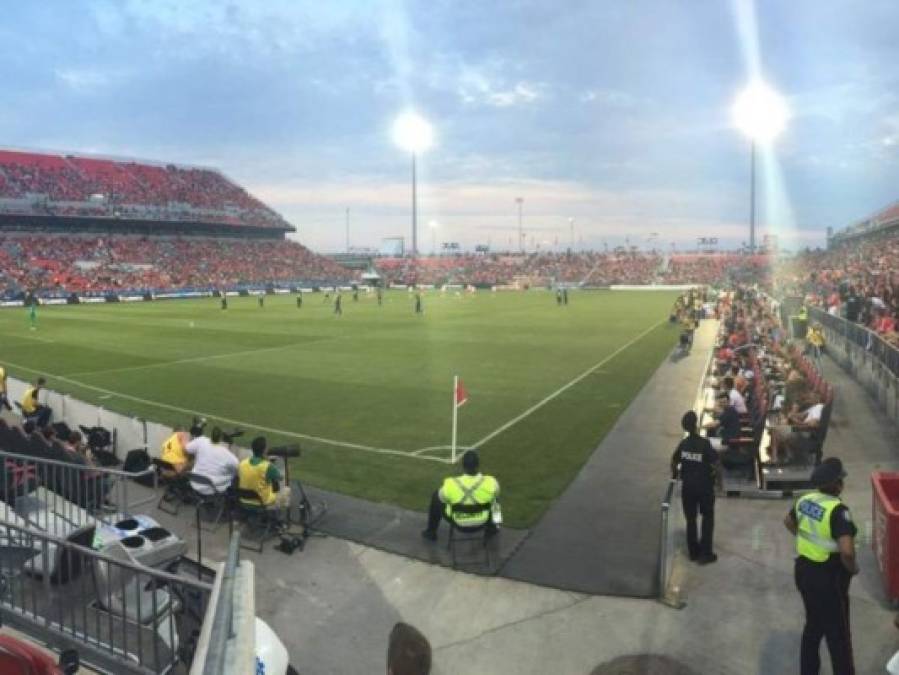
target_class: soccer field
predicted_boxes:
[0,289,680,527]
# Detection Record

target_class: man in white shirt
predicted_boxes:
[185,426,239,495]
[770,392,825,463]
[724,376,748,415]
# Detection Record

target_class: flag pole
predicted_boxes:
[451,375,458,464]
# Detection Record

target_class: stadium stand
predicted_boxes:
[0,148,289,233]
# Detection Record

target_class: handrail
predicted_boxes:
[0,448,154,479]
[202,534,241,675]
[810,307,899,378]
[658,478,682,607]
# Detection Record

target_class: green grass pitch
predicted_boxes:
[0,289,680,527]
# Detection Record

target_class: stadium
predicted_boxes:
[1,3,898,675]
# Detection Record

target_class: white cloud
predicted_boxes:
[579,88,638,107]
[55,67,124,91]
[456,67,544,108]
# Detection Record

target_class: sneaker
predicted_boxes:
[421,529,437,542]
[697,553,718,565]
[688,552,699,562]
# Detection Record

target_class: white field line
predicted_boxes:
[467,318,668,453]
[0,358,451,464]
[66,340,315,378]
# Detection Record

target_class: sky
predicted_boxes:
[1,0,898,253]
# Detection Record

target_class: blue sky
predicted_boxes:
[1,0,898,252]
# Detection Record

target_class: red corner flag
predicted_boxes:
[455,378,468,407]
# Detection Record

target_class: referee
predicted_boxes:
[784,457,857,675]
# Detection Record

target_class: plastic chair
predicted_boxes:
[185,472,231,534]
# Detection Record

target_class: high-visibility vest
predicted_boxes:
[795,491,841,562]
[798,306,808,321]
[21,387,39,414]
[238,458,276,507]
[440,473,499,527]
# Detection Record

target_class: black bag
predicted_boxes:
[52,422,72,440]
[123,449,155,487]
[79,425,113,450]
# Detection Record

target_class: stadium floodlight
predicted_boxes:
[731,80,789,252]
[392,111,434,256]
[731,81,789,144]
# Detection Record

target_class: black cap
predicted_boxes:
[189,425,204,438]
[810,458,847,488]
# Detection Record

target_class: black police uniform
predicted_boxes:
[788,497,857,675]
[671,432,718,560]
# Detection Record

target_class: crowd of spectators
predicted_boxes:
[775,226,899,348]
[0,234,353,297]
[0,150,287,230]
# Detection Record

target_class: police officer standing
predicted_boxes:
[784,457,857,675]
[671,411,719,564]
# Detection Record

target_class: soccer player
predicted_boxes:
[334,293,342,315]
[556,289,562,306]
[258,295,264,308]
[377,287,383,306]
[29,298,37,330]
[353,288,359,302]
[563,288,569,305]
[297,292,303,308]
[221,295,228,310]
[414,292,422,314]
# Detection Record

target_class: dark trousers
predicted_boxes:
[794,557,854,675]
[425,491,496,534]
[27,406,52,428]
[682,488,714,558]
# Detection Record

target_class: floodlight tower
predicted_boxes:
[392,111,434,257]
[731,81,789,252]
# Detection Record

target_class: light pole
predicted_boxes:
[392,111,434,257]
[515,197,524,254]
[568,217,574,251]
[345,207,350,253]
[731,81,789,252]
[428,220,439,255]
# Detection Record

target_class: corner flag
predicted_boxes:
[455,378,468,408]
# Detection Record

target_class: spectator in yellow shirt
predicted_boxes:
[159,427,192,479]
[0,366,11,411]
[21,377,51,427]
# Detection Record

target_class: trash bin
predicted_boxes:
[872,472,899,601]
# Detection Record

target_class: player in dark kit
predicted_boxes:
[562,288,569,305]
[221,295,227,310]
[258,295,264,308]
[377,287,383,306]
[334,294,342,315]
[296,293,303,308]
[414,292,422,314]
[556,289,562,306]
[353,288,359,302]
[671,410,720,564]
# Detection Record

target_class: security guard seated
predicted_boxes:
[237,436,292,515]
[20,377,51,428]
[784,457,857,675]
[421,449,499,541]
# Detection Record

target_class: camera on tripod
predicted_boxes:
[222,428,244,445]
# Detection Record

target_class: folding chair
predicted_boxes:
[447,503,494,569]
[235,488,284,553]
[185,472,231,534]
[154,460,193,516]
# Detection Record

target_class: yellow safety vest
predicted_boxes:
[440,473,499,527]
[238,457,276,507]
[795,492,841,562]
[0,366,6,394]
[798,307,808,321]
[21,386,39,414]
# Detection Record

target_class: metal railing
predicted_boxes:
[811,307,899,379]
[657,478,683,607]
[0,448,157,529]
[201,534,240,675]
[0,519,213,674]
